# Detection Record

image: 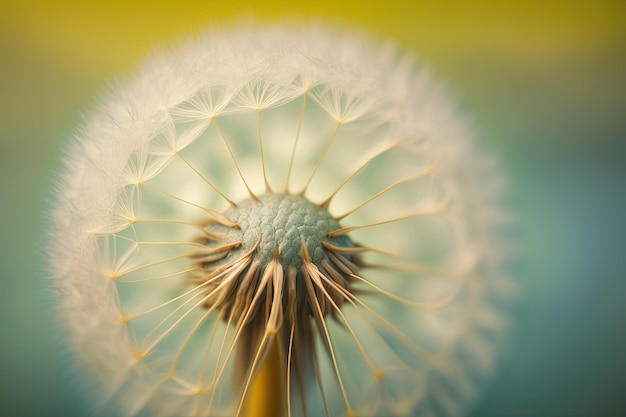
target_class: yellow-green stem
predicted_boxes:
[244,338,286,417]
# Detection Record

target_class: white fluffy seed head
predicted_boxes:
[49,23,516,417]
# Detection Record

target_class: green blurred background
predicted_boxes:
[1,1,625,416]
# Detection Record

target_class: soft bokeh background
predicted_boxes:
[1,1,624,416]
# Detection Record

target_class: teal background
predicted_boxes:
[1,2,625,416]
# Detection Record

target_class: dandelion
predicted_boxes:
[49,24,515,417]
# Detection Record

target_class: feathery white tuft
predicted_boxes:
[50,24,515,417]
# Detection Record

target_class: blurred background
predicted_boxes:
[1,1,624,416]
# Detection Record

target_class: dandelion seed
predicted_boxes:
[50,24,515,417]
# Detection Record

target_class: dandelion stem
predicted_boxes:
[243,340,286,417]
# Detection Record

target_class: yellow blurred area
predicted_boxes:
[2,0,624,147]
[4,0,625,68]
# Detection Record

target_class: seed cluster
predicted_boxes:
[188,193,363,406]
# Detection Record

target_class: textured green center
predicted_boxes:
[194,193,362,324]
[222,194,348,268]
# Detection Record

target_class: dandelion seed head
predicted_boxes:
[50,23,515,417]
